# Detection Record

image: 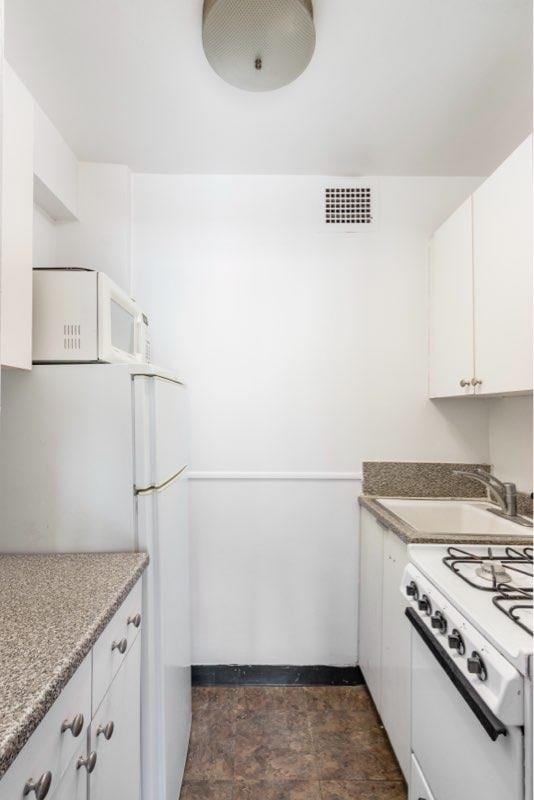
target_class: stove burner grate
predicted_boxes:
[493,584,533,636]
[443,546,533,592]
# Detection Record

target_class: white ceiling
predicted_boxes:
[5,0,532,175]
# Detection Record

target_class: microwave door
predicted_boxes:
[97,273,141,363]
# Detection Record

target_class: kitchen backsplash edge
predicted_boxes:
[362,461,533,516]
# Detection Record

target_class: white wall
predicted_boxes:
[54,162,131,293]
[32,158,132,292]
[132,174,490,665]
[33,204,56,266]
[488,396,533,493]
[33,101,78,220]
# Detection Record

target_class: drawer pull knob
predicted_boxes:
[77,752,97,774]
[111,638,127,654]
[127,613,142,628]
[97,721,115,740]
[23,773,52,799]
[61,713,84,737]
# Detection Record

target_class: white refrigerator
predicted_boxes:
[0,363,192,800]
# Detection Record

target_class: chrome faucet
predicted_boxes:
[453,468,532,528]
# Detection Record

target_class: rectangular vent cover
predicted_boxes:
[325,187,372,225]
[63,323,81,351]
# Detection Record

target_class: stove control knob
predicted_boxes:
[418,595,432,616]
[406,581,419,601]
[431,611,447,634]
[467,651,487,681]
[447,629,465,655]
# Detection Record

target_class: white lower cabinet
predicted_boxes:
[0,656,91,800]
[410,755,436,800]
[358,509,384,712]
[0,582,143,800]
[90,635,141,800]
[381,529,410,779]
[49,742,88,800]
[358,508,410,780]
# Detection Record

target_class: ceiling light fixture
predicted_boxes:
[202,0,316,92]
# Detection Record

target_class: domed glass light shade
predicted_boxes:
[202,0,316,92]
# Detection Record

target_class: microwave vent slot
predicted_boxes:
[63,323,81,351]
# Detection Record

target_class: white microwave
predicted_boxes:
[32,268,151,364]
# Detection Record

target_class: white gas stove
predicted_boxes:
[402,543,533,800]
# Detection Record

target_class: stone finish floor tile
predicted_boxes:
[180,782,234,800]
[313,737,403,782]
[320,781,407,800]
[233,780,322,799]
[243,687,310,714]
[182,717,235,781]
[180,686,406,799]
[304,687,376,714]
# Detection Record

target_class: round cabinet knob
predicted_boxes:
[77,752,97,774]
[111,638,127,654]
[471,378,483,387]
[467,651,487,681]
[97,721,115,740]
[459,379,471,387]
[23,773,52,799]
[61,713,84,737]
[431,611,447,634]
[406,581,419,601]
[448,629,466,655]
[418,595,432,616]
[127,613,142,628]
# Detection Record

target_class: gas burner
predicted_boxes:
[443,546,533,592]
[493,584,533,636]
[475,560,512,584]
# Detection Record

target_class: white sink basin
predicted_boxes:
[377,498,530,536]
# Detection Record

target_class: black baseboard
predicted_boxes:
[192,664,364,687]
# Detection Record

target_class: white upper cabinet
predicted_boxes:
[472,136,533,395]
[1,63,34,370]
[429,198,474,397]
[429,135,533,398]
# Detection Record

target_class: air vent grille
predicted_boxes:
[63,324,81,351]
[325,187,372,225]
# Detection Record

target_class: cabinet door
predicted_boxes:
[473,135,533,394]
[381,530,410,780]
[358,509,384,712]
[1,63,34,369]
[49,742,88,800]
[410,755,436,800]
[90,635,141,800]
[429,198,474,398]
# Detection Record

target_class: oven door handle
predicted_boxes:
[405,607,508,742]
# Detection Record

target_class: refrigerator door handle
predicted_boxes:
[135,466,188,495]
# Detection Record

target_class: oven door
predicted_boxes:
[410,618,524,800]
[97,273,145,363]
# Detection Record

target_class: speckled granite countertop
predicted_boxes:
[359,495,533,545]
[0,552,149,778]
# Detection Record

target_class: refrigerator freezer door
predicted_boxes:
[137,472,192,800]
[134,375,188,491]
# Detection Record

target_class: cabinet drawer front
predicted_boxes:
[0,655,91,800]
[90,637,141,800]
[92,581,142,714]
[49,741,88,800]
